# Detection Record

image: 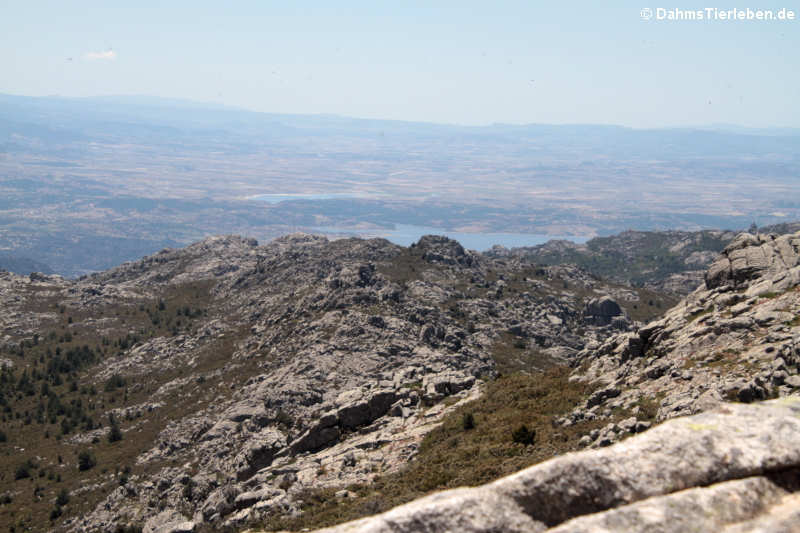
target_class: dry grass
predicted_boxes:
[256,366,607,532]
[490,332,555,375]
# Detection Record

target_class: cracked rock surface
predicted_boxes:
[564,231,800,448]
[312,397,800,533]
[0,233,652,532]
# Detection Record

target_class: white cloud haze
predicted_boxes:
[85,49,116,61]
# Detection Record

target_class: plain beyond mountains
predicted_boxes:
[1,93,799,277]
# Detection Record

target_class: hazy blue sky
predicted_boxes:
[1,1,798,127]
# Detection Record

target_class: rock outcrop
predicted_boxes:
[705,231,800,292]
[583,295,626,327]
[0,232,667,532]
[5,229,797,533]
[311,397,800,533]
[564,231,800,448]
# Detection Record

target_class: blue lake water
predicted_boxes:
[314,224,590,251]
[249,194,590,250]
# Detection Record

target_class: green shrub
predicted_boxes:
[104,374,126,392]
[77,450,96,471]
[56,488,70,506]
[14,462,31,480]
[461,412,475,430]
[50,504,63,520]
[108,415,123,443]
[512,424,535,445]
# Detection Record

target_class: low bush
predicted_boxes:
[77,450,96,471]
[511,424,535,445]
[461,412,475,430]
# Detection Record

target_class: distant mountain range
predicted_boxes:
[2,93,799,156]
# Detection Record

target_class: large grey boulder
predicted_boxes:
[143,510,195,533]
[583,296,624,326]
[705,232,800,291]
[414,235,476,267]
[313,397,800,533]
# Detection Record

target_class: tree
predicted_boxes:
[108,415,122,443]
[77,450,96,471]
[50,504,63,520]
[14,462,31,480]
[462,412,475,430]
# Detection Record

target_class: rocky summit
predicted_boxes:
[310,230,800,533]
[0,233,667,532]
[567,230,800,448]
[0,230,798,533]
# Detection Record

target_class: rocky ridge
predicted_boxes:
[488,229,739,295]
[562,230,800,448]
[4,229,796,532]
[0,233,666,532]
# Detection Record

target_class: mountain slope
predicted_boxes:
[302,230,800,533]
[561,230,800,447]
[488,222,800,297]
[311,397,800,533]
[2,230,797,532]
[488,229,738,295]
[0,234,670,532]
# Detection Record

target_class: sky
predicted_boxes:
[1,1,798,127]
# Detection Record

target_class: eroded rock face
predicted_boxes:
[705,232,800,292]
[583,296,625,327]
[566,231,800,448]
[143,510,195,533]
[312,397,800,533]
[44,233,647,532]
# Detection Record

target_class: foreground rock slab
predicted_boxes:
[312,397,800,533]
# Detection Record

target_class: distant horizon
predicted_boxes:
[2,2,797,129]
[3,91,799,133]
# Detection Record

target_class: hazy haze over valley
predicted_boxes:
[2,94,799,276]
[2,3,798,276]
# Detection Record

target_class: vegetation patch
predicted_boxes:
[0,279,248,531]
[630,394,661,421]
[490,332,554,375]
[759,292,781,300]
[256,366,607,532]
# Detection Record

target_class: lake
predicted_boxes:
[250,194,590,250]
